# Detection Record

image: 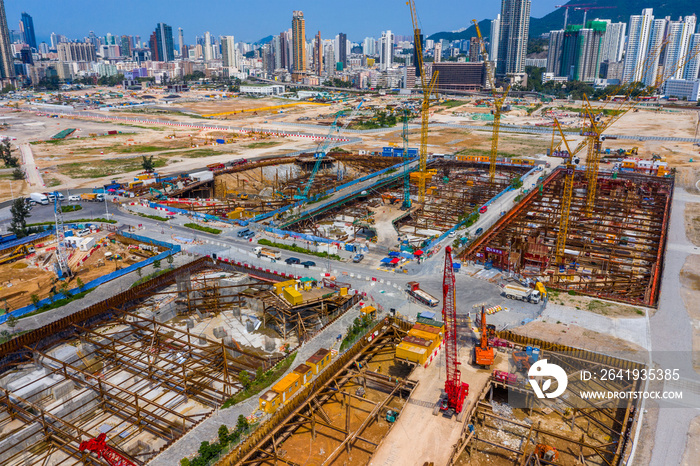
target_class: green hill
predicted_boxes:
[427,20,491,43]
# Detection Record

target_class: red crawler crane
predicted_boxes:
[79,433,137,466]
[442,246,469,413]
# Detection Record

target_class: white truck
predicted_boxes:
[253,246,281,261]
[502,284,541,304]
[30,192,49,205]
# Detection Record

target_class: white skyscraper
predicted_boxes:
[684,33,700,80]
[204,31,212,61]
[221,36,236,73]
[490,14,501,62]
[598,20,626,62]
[622,9,654,84]
[433,42,442,63]
[178,27,185,55]
[641,18,668,87]
[379,30,393,71]
[662,16,696,81]
[363,37,376,55]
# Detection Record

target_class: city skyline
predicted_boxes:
[7,0,562,45]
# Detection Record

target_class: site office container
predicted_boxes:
[306,348,331,375]
[271,372,302,404]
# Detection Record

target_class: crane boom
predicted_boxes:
[79,433,137,466]
[442,246,468,412]
[408,0,438,205]
[299,100,364,199]
[473,19,510,185]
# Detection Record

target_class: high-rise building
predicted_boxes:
[119,35,131,58]
[363,37,376,55]
[314,31,323,75]
[558,22,606,82]
[154,22,174,62]
[324,42,335,76]
[622,9,654,84]
[57,42,97,62]
[50,32,59,49]
[684,34,700,80]
[490,14,501,62]
[434,42,442,63]
[20,12,36,50]
[338,32,347,68]
[641,18,668,87]
[0,1,15,82]
[469,37,480,62]
[662,16,696,82]
[598,21,626,63]
[546,29,565,75]
[496,0,530,75]
[204,31,212,61]
[379,30,393,71]
[221,36,236,72]
[178,27,185,54]
[292,11,306,81]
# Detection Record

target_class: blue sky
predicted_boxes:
[8,0,561,44]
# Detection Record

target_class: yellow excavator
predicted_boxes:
[0,245,34,265]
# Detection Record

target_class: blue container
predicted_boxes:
[453,263,461,270]
[64,231,74,237]
[531,348,540,361]
[216,138,225,144]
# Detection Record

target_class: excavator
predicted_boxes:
[474,305,494,367]
[534,444,559,463]
[0,245,34,265]
[512,351,536,373]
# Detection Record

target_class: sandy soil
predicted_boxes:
[0,233,147,311]
[681,414,700,466]
[685,202,700,247]
[513,321,647,356]
[546,291,646,318]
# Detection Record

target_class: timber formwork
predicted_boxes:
[461,167,673,306]
[449,332,645,466]
[218,319,417,466]
[0,257,358,466]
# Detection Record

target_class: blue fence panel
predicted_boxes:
[0,231,52,253]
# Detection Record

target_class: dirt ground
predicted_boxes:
[679,255,700,371]
[685,202,700,247]
[546,291,646,318]
[681,414,700,466]
[513,321,647,356]
[0,233,149,311]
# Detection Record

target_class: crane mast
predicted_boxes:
[53,193,71,278]
[407,0,438,205]
[442,246,468,412]
[473,19,510,185]
[401,109,411,209]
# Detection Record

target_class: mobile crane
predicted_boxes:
[79,433,137,466]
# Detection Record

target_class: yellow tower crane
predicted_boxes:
[407,0,439,205]
[472,19,511,185]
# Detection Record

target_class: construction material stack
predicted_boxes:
[442,246,468,414]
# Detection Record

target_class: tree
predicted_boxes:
[76,277,84,291]
[218,425,230,447]
[167,254,174,269]
[136,267,142,278]
[179,459,191,466]
[239,371,250,389]
[6,315,18,333]
[0,140,18,167]
[255,366,264,380]
[30,294,40,306]
[12,168,24,180]
[141,155,156,172]
[153,259,161,271]
[236,414,249,433]
[9,198,31,238]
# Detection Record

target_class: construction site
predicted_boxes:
[0,257,364,465]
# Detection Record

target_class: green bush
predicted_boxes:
[184,223,222,234]
[60,205,83,213]
[257,239,341,261]
[137,212,169,222]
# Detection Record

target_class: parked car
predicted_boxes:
[285,257,301,265]
[475,227,483,235]
[301,261,316,268]
[242,231,255,239]
[76,229,90,237]
[479,205,488,214]
[68,195,81,202]
[236,228,251,238]
[352,254,365,263]
[448,231,456,238]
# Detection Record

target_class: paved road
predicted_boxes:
[645,188,700,466]
[19,143,43,188]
